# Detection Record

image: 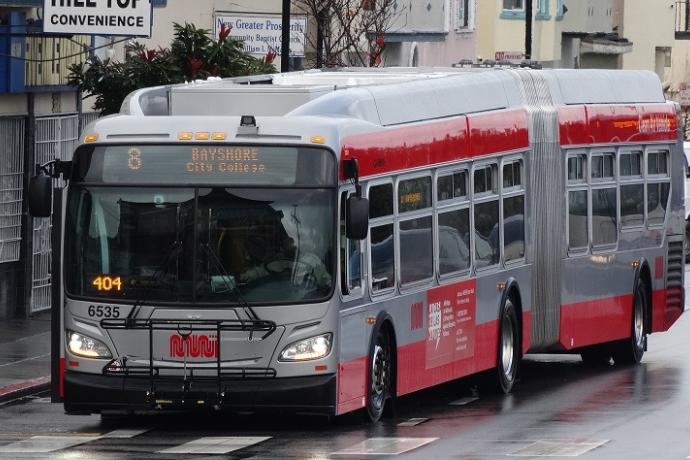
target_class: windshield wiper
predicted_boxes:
[201,242,260,322]
[127,240,182,321]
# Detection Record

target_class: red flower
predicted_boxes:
[263,50,277,64]
[187,57,204,77]
[375,33,385,47]
[138,49,157,62]
[219,23,232,42]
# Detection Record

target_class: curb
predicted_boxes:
[0,376,51,404]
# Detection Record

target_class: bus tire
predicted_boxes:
[365,327,392,423]
[612,281,647,365]
[493,298,520,394]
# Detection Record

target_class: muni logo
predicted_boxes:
[169,334,218,358]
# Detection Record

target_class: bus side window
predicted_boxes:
[567,153,588,251]
[591,152,617,246]
[473,164,500,268]
[647,150,671,227]
[502,160,525,262]
[340,191,362,296]
[369,183,395,293]
[620,151,644,228]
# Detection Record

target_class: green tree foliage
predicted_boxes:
[69,23,277,115]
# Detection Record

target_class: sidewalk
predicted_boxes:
[0,312,52,403]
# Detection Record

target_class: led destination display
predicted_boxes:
[72,145,336,187]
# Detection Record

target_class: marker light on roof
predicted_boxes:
[84,134,98,143]
[178,132,193,141]
[311,136,326,144]
[195,132,210,140]
[212,133,227,141]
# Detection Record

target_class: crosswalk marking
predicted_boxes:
[0,435,100,453]
[508,440,609,457]
[332,437,438,456]
[102,428,151,439]
[449,396,479,406]
[157,436,271,454]
[397,418,429,427]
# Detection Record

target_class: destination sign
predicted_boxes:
[73,145,335,187]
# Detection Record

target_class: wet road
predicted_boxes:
[0,312,689,459]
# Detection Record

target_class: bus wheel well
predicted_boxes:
[638,264,652,334]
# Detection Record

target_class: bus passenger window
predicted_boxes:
[438,171,468,202]
[592,153,615,180]
[438,209,470,274]
[370,224,395,292]
[369,183,394,218]
[648,151,669,176]
[503,195,525,261]
[568,155,586,182]
[647,182,670,226]
[400,217,433,285]
[620,152,642,177]
[503,162,522,188]
[474,165,497,194]
[398,177,431,213]
[592,188,617,245]
[474,201,499,268]
[620,184,644,227]
[568,190,588,249]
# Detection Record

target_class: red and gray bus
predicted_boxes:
[30,68,685,421]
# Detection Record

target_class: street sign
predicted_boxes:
[43,0,152,37]
[495,51,524,62]
[214,13,307,58]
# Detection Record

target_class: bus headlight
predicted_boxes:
[279,333,332,362]
[67,331,112,359]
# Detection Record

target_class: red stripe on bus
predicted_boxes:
[396,321,499,396]
[559,104,677,146]
[559,295,634,350]
[336,356,366,415]
[341,109,529,179]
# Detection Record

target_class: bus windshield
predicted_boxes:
[65,186,335,305]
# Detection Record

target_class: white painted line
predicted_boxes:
[157,436,271,454]
[0,435,100,453]
[449,396,479,406]
[102,428,151,439]
[332,437,438,456]
[397,418,429,427]
[508,440,609,457]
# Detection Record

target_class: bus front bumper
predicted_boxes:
[64,370,336,415]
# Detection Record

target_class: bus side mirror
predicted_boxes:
[28,175,53,218]
[346,195,369,240]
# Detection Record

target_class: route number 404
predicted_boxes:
[87,305,121,318]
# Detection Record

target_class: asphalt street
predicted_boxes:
[0,309,688,459]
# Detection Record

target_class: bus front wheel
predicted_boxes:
[365,328,392,423]
[493,298,520,394]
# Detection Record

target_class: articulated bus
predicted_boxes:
[29,68,685,421]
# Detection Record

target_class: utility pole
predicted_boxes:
[525,0,532,60]
[281,0,291,72]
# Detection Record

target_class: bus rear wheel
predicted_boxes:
[493,298,520,394]
[612,282,647,365]
[365,328,391,423]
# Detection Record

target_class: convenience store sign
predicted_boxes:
[43,0,152,37]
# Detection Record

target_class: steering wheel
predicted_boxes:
[264,258,310,275]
